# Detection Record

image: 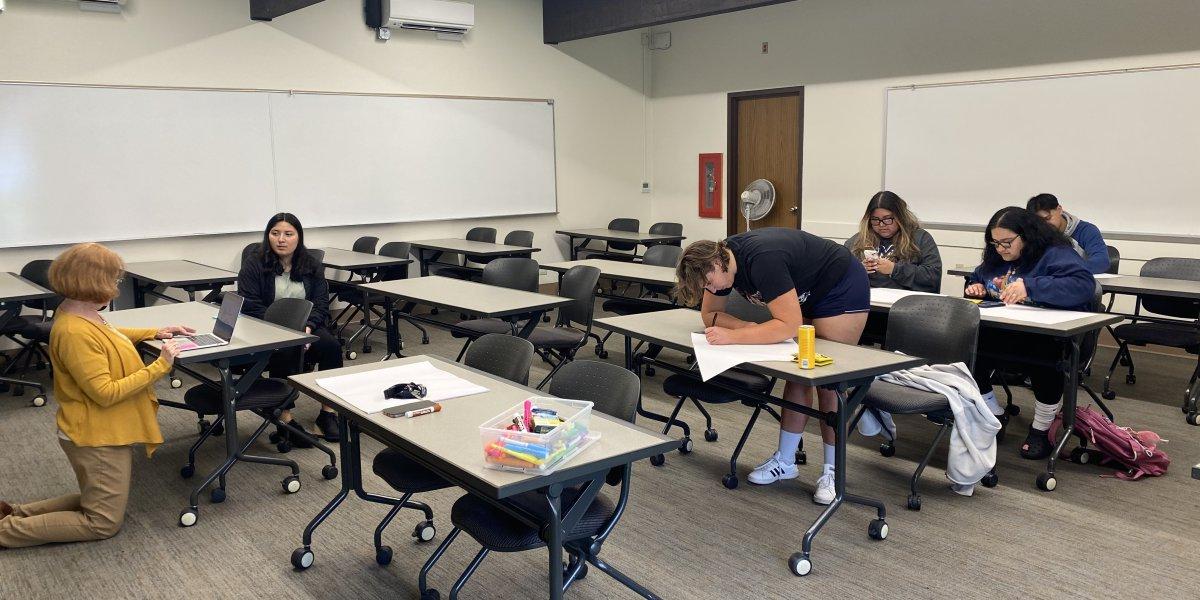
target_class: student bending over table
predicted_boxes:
[238,213,343,445]
[0,243,191,548]
[965,207,1096,460]
[675,227,870,505]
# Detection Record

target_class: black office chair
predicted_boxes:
[429,227,497,281]
[593,245,682,359]
[369,335,535,566]
[600,222,682,264]
[341,241,428,355]
[417,360,641,600]
[241,242,261,264]
[179,298,337,506]
[352,236,380,255]
[0,260,58,405]
[578,218,639,261]
[449,258,540,360]
[529,265,601,389]
[1101,257,1200,424]
[847,295,986,510]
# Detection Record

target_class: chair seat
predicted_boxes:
[433,265,481,281]
[20,321,51,343]
[527,326,586,349]
[450,318,514,339]
[183,378,298,414]
[1113,322,1200,352]
[371,448,451,494]
[601,297,675,316]
[0,316,39,338]
[863,381,951,415]
[579,250,636,262]
[662,368,772,404]
[451,487,615,552]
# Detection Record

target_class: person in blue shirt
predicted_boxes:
[1026,193,1111,274]
[966,207,1096,460]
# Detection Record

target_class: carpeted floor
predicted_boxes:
[1,309,1197,600]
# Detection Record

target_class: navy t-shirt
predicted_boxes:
[714,228,852,312]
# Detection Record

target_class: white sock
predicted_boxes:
[1032,401,1061,431]
[823,443,836,473]
[981,390,1004,416]
[777,430,802,466]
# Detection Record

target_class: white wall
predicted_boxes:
[642,0,1200,295]
[0,0,649,287]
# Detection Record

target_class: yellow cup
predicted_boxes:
[797,325,816,369]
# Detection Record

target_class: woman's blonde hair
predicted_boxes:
[852,191,922,262]
[48,243,125,304]
[672,240,730,307]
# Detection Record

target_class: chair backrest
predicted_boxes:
[885,295,980,370]
[20,260,60,311]
[1139,257,1200,319]
[377,242,412,281]
[306,248,325,266]
[642,244,682,268]
[263,298,313,373]
[463,334,535,386]
[547,359,640,424]
[352,236,380,254]
[648,222,684,246]
[462,227,498,265]
[557,265,601,328]
[241,242,260,264]
[607,218,640,252]
[503,230,534,248]
[1105,245,1120,275]
[724,292,772,324]
[481,257,539,292]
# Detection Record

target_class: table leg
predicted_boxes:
[544,484,564,600]
[1040,336,1082,492]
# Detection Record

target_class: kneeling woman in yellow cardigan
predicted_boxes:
[0,243,194,548]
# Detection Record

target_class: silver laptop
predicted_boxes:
[176,293,243,352]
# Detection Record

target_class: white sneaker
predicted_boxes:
[813,470,836,505]
[747,453,799,485]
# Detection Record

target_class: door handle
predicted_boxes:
[789,206,799,213]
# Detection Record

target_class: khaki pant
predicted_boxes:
[0,439,133,548]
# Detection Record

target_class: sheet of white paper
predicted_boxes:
[978,304,1096,325]
[869,288,940,306]
[690,333,796,381]
[1093,273,1121,279]
[315,361,489,414]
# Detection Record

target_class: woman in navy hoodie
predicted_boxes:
[966,207,1095,459]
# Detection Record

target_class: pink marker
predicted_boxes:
[523,399,533,431]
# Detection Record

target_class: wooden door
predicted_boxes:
[727,88,803,235]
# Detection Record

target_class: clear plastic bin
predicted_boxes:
[479,397,598,474]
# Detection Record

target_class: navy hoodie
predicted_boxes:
[967,244,1096,312]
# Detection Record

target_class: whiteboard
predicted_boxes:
[883,66,1200,236]
[0,83,557,248]
[270,94,557,227]
[0,84,276,247]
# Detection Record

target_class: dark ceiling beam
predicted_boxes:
[249,0,325,21]
[543,0,798,44]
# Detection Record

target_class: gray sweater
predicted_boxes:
[843,228,943,292]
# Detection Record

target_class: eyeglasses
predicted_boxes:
[868,216,895,226]
[989,235,1021,249]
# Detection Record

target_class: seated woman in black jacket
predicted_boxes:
[238,213,343,443]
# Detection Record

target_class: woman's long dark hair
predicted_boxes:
[260,212,318,279]
[980,206,1071,271]
[851,191,922,261]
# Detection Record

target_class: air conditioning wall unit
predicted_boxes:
[366,0,474,40]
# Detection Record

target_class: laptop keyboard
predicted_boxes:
[186,333,223,346]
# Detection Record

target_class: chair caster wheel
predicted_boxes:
[210,488,226,504]
[345,350,358,360]
[1007,404,1020,416]
[1069,447,1093,464]
[649,454,665,467]
[1126,374,1136,385]
[679,437,693,454]
[879,442,896,457]
[906,495,921,511]
[291,547,314,570]
[868,519,889,540]
[180,465,195,479]
[282,475,301,494]
[789,553,812,576]
[421,590,441,600]
[12,385,24,397]
[1102,389,1116,400]
[980,471,999,488]
[685,354,695,364]
[362,345,372,354]
[269,431,282,443]
[1035,473,1057,492]
[1186,413,1199,426]
[277,441,293,454]
[644,367,655,377]
[31,395,47,407]
[375,545,393,566]
[1119,356,1130,366]
[211,422,224,436]
[721,474,738,489]
[322,465,338,480]
[179,508,198,527]
[573,562,588,580]
[171,378,183,389]
[704,428,718,442]
[413,520,436,542]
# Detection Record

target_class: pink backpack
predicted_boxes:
[1048,405,1170,480]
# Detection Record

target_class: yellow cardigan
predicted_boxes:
[49,313,171,456]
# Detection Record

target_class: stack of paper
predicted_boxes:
[316,361,488,414]
[870,288,940,306]
[690,333,796,381]
[978,303,1095,324]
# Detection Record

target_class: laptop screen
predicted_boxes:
[213,293,244,341]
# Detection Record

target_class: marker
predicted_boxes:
[404,403,442,418]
